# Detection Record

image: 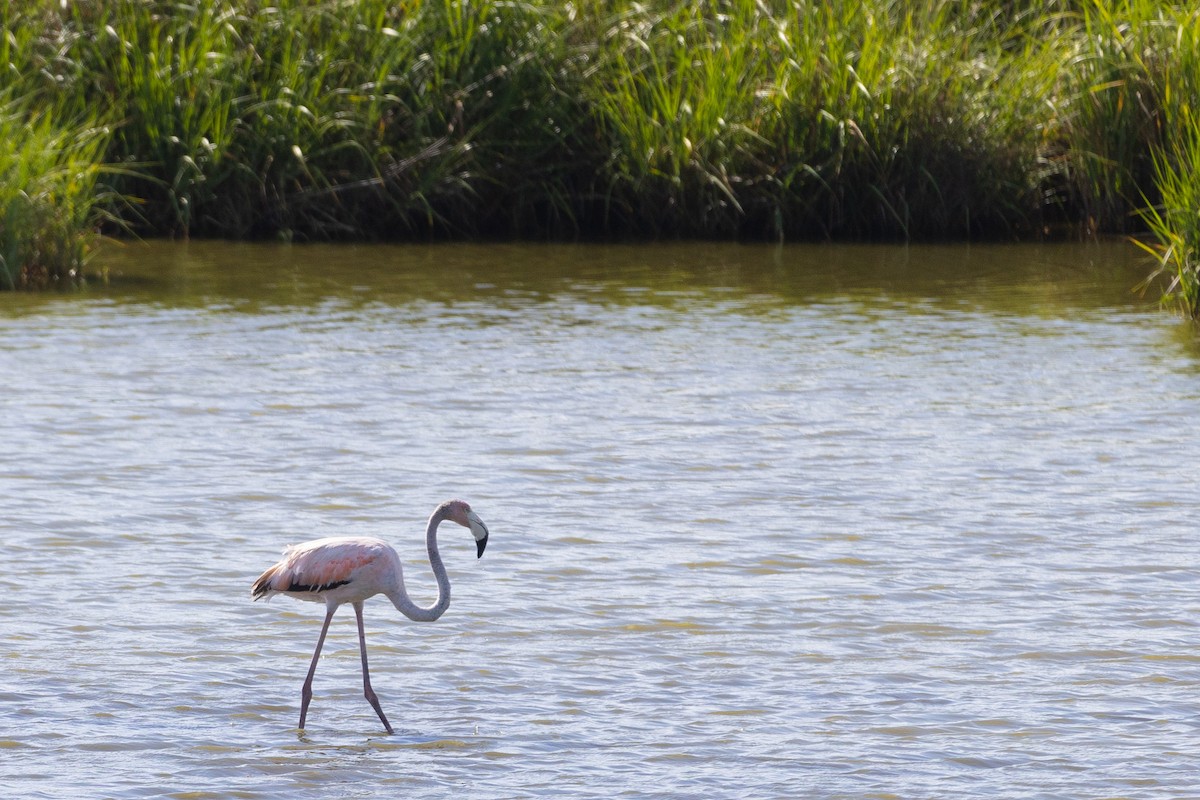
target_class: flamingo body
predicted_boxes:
[251,499,489,734]
[252,536,401,606]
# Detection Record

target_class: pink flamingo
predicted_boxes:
[251,499,489,733]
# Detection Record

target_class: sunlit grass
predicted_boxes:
[1132,5,1200,316]
[0,101,111,289]
[580,0,1053,240]
[1,0,1200,311]
[763,1,1051,239]
[585,1,771,236]
[47,0,581,239]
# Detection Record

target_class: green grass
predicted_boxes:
[763,1,1050,239]
[1132,5,1200,317]
[0,99,111,289]
[2,0,1200,312]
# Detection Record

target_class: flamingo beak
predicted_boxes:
[468,511,489,559]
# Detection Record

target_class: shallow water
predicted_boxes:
[2,240,1198,798]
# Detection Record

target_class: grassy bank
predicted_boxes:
[0,98,109,289]
[1,0,1199,311]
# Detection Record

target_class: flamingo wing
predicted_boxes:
[251,536,390,600]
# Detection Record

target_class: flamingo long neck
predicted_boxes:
[387,508,450,622]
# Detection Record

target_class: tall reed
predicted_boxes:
[45,0,583,238]
[585,0,773,237]
[1132,5,1200,316]
[2,0,1200,312]
[762,0,1050,239]
[0,101,111,288]
[583,0,1057,240]
[1050,1,1171,234]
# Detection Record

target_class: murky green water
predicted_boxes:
[2,240,1198,798]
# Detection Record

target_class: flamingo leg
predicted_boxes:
[354,601,394,734]
[299,604,336,731]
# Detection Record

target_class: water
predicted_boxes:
[2,240,1198,798]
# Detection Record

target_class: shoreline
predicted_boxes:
[2,1,1197,313]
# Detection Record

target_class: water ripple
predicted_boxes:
[2,242,1198,798]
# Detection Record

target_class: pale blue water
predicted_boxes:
[1,241,1198,798]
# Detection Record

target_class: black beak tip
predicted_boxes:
[476,533,488,559]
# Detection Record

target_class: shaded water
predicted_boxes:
[2,241,1198,798]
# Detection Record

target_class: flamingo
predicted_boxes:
[251,499,489,734]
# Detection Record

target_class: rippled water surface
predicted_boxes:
[3,241,1199,798]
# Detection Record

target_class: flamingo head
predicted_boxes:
[443,499,489,558]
